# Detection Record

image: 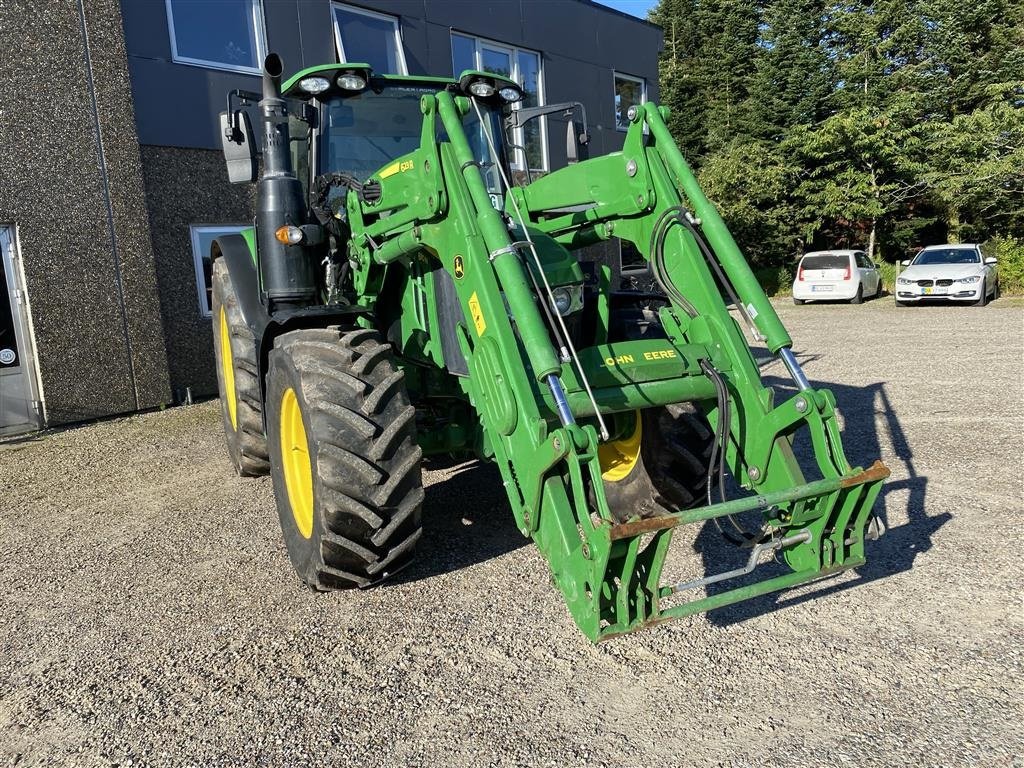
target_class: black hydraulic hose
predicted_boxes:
[648,206,698,319]
[651,208,769,546]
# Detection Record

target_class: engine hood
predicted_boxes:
[900,263,984,280]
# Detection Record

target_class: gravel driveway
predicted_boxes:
[2,299,1022,767]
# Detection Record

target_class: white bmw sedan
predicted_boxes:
[895,244,999,306]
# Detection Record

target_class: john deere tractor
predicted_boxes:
[212,54,887,641]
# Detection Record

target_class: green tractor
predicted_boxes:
[212,54,887,641]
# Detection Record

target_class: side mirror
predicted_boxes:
[900,260,911,267]
[984,257,997,265]
[219,110,257,184]
[565,119,590,164]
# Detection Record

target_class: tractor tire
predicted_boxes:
[265,327,424,590]
[211,259,269,477]
[598,404,715,523]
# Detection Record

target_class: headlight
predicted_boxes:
[468,80,495,97]
[298,76,330,94]
[955,275,981,284]
[549,286,582,316]
[498,86,522,103]
[896,277,913,285]
[336,72,366,91]
[551,287,573,315]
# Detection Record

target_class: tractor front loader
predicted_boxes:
[212,54,888,641]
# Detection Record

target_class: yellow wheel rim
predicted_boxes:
[279,387,314,539]
[598,412,643,482]
[219,306,238,431]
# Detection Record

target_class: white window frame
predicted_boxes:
[332,3,409,75]
[451,32,548,173]
[165,0,267,75]
[613,71,647,132]
[190,225,248,317]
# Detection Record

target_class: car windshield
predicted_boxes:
[319,84,506,196]
[913,248,979,265]
[801,254,849,270]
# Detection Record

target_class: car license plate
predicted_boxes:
[811,285,833,292]
[924,286,947,295]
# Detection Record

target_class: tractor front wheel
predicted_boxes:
[598,404,715,522]
[265,327,424,589]
[211,259,269,476]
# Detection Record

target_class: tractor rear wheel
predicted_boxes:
[265,327,424,589]
[211,259,269,476]
[598,404,715,522]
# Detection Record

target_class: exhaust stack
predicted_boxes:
[256,53,316,309]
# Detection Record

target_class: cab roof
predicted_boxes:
[282,63,519,99]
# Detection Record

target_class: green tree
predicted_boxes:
[916,0,1024,240]
[649,0,761,161]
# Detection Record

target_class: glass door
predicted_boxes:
[0,226,41,435]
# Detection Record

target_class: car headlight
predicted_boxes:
[896,277,914,285]
[955,275,981,284]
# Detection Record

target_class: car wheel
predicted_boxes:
[994,281,1001,300]
[850,285,863,304]
[895,299,909,307]
[792,297,805,305]
[974,280,988,307]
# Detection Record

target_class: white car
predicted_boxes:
[895,244,999,306]
[792,250,882,304]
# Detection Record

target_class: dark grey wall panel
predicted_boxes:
[139,147,255,398]
[0,0,171,424]
[124,0,662,157]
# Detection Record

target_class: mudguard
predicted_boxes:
[211,233,266,337]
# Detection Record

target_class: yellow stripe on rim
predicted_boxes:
[598,412,643,482]
[219,306,238,431]
[280,387,314,539]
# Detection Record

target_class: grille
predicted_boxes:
[916,279,934,287]
[936,279,954,287]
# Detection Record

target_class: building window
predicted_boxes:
[451,32,547,173]
[165,0,266,74]
[333,3,408,75]
[190,225,248,317]
[614,72,646,131]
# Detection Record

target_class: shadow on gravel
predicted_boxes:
[390,458,527,584]
[693,371,950,627]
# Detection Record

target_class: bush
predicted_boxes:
[991,235,1024,295]
[754,265,795,296]
[877,261,900,292]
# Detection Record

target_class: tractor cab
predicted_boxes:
[274,66,523,216]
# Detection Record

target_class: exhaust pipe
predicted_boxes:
[256,53,316,309]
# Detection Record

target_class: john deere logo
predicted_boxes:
[453,255,465,279]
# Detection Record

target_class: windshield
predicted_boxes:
[913,248,979,265]
[801,253,850,270]
[319,86,507,198]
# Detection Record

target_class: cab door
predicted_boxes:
[0,226,42,435]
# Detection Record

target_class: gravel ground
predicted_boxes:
[1,298,1022,767]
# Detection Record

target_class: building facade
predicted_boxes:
[0,0,661,434]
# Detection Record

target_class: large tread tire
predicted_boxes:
[601,404,715,522]
[601,305,716,522]
[211,259,269,476]
[266,327,424,590]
